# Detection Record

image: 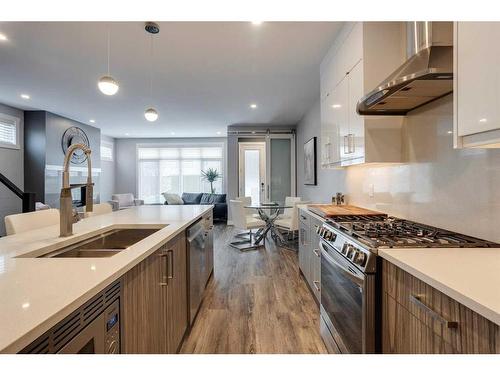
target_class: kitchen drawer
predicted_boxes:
[383,260,500,353]
[383,293,456,354]
[298,209,310,225]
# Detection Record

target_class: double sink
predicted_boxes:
[19,227,164,259]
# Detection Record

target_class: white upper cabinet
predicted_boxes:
[320,22,405,168]
[455,22,500,148]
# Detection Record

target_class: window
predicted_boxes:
[137,144,224,204]
[101,140,114,161]
[0,114,20,149]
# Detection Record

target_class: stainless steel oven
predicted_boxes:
[319,238,375,354]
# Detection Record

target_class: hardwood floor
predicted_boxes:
[180,224,327,354]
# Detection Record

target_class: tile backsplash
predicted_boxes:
[297,95,500,243]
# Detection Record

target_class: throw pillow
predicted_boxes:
[162,193,184,205]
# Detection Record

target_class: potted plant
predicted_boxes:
[201,168,221,194]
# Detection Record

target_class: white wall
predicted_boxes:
[297,95,500,243]
[0,103,24,236]
[115,137,228,199]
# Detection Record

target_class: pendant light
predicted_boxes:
[144,22,159,122]
[98,25,119,96]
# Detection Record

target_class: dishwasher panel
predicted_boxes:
[187,220,206,325]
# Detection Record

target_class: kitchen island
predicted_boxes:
[0,205,213,353]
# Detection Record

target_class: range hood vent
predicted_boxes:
[357,22,453,116]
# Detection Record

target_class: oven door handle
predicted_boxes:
[320,241,365,288]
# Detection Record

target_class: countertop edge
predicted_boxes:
[0,206,212,353]
[379,250,500,326]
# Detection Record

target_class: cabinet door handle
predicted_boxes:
[409,295,458,328]
[159,252,168,286]
[167,250,174,280]
[343,135,348,154]
[313,249,320,257]
[313,281,321,291]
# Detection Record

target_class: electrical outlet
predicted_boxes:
[368,184,374,198]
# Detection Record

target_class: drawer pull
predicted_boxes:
[313,281,321,291]
[409,295,458,329]
[158,252,168,286]
[313,249,320,257]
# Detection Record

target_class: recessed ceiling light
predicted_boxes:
[479,118,487,123]
[216,131,222,135]
[447,130,453,134]
[331,104,341,108]
[251,21,263,26]
[20,94,30,100]
[89,119,95,123]
[22,302,30,309]
[250,103,258,109]
[125,133,130,136]
[0,33,7,41]
[171,132,175,136]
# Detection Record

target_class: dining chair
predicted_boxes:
[229,200,265,251]
[275,197,308,240]
[4,208,60,236]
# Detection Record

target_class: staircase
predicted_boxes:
[0,172,36,213]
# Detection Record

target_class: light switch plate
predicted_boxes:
[368,183,374,198]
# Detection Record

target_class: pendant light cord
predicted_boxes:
[107,24,111,75]
[149,33,153,105]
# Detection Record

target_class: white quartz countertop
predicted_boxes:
[379,247,500,326]
[0,205,212,353]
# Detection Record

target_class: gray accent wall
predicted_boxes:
[0,103,24,236]
[115,137,228,199]
[24,111,101,208]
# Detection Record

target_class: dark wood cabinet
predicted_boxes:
[122,232,188,354]
[382,259,500,354]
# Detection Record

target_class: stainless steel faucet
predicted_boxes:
[60,143,94,237]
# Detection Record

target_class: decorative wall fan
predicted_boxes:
[61,126,90,164]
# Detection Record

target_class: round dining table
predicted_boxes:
[244,203,292,245]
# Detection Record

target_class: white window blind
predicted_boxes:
[137,144,224,204]
[101,141,114,161]
[0,115,19,149]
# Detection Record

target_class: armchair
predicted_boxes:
[110,193,144,210]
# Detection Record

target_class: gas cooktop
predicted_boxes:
[326,215,499,249]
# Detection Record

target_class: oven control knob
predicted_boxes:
[353,251,367,266]
[347,247,355,259]
[341,243,349,255]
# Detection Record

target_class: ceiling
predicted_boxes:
[0,22,342,138]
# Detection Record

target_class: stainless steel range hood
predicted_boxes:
[357,22,453,116]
